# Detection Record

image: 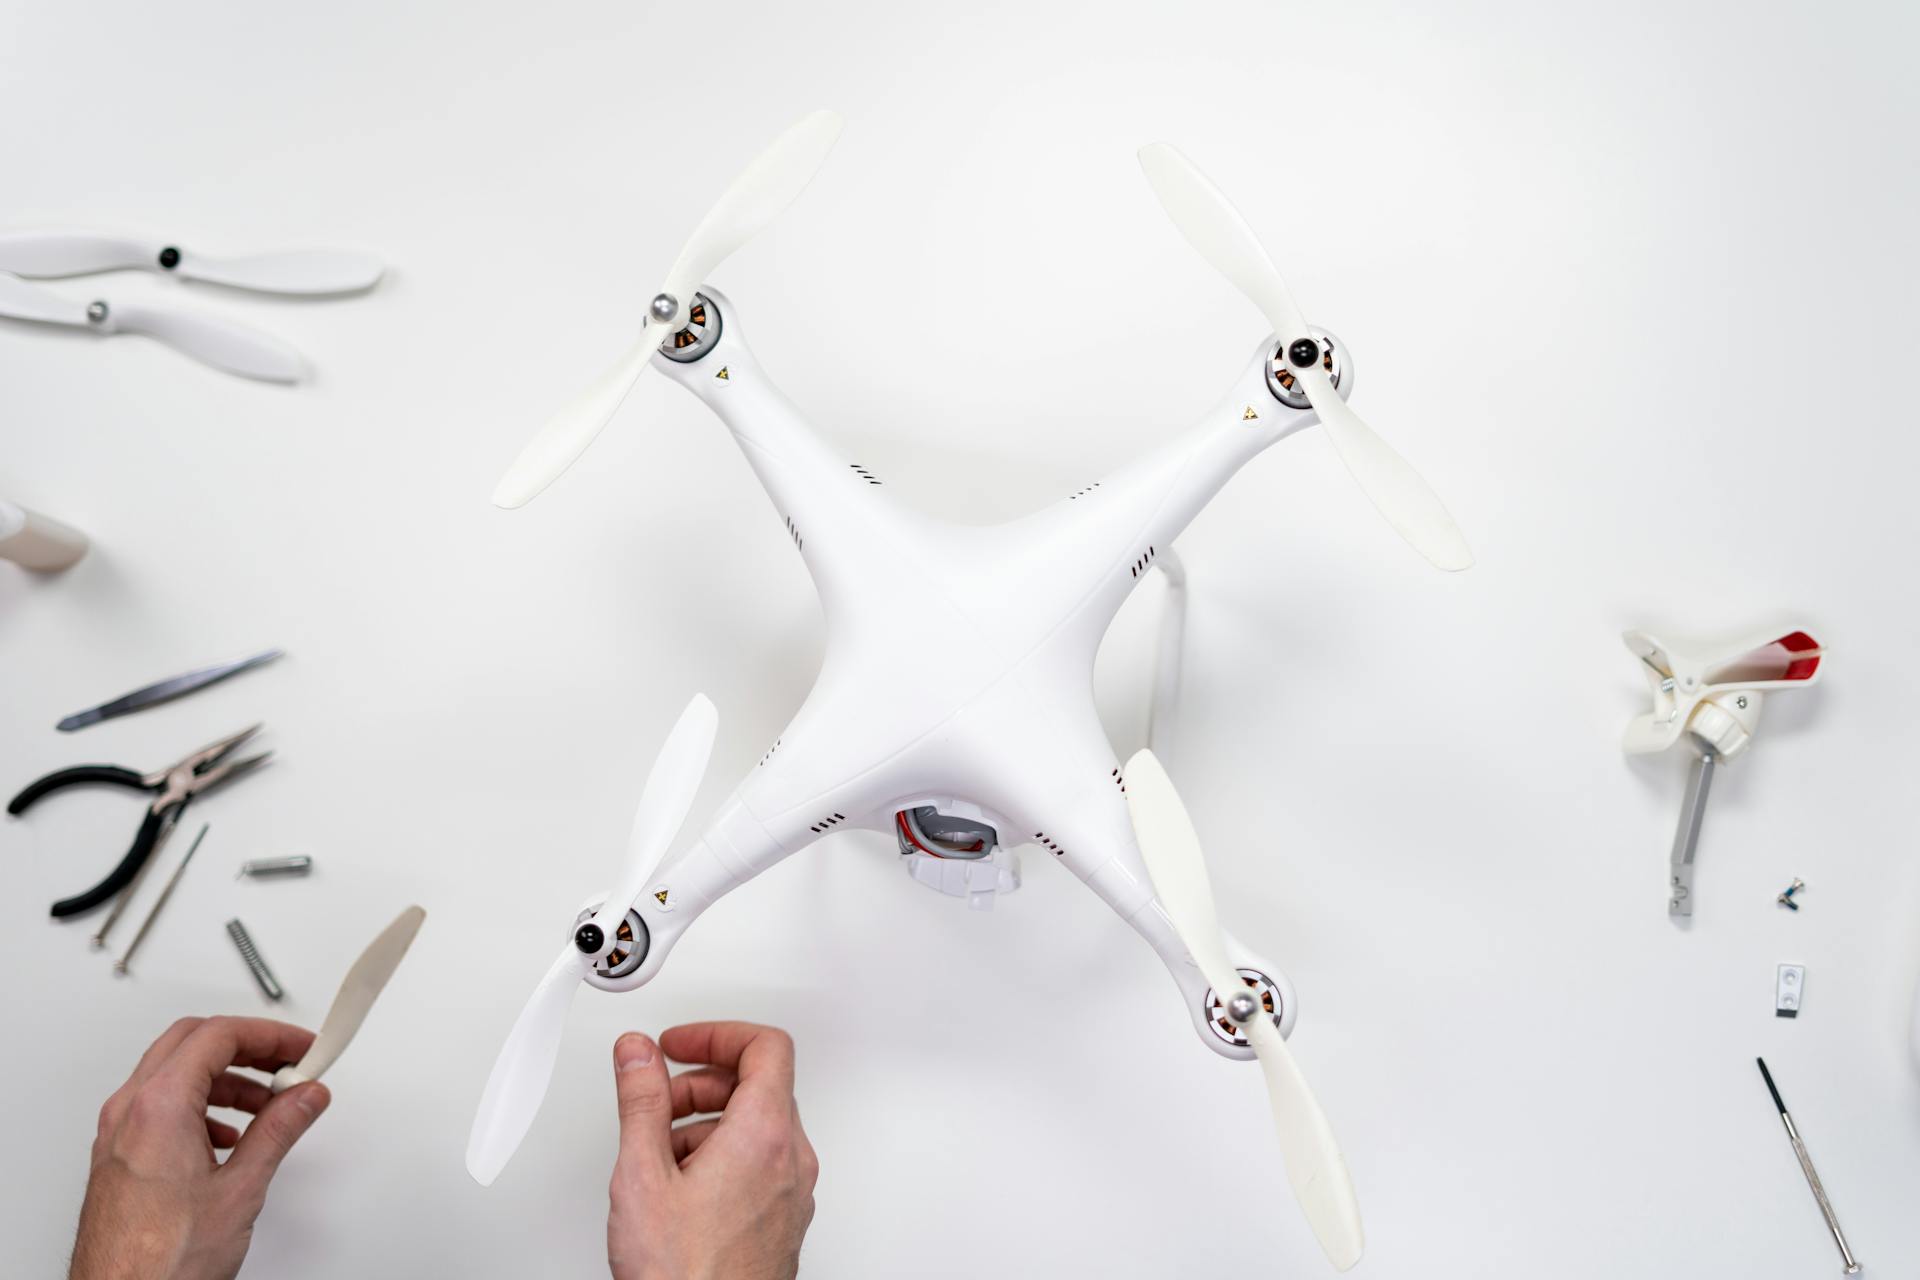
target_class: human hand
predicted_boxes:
[70,1016,331,1280]
[607,1022,820,1280]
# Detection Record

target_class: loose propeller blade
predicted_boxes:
[1124,748,1365,1272]
[178,249,385,295]
[109,303,308,383]
[492,110,843,509]
[1138,142,1471,572]
[466,694,719,1186]
[272,906,425,1093]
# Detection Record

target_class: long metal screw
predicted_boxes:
[91,809,182,949]
[113,823,207,975]
[226,918,284,1001]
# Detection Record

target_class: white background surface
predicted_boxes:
[3,1,1917,1275]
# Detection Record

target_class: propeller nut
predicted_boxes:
[573,922,605,954]
[649,293,680,325]
[1287,337,1321,369]
[1225,991,1260,1024]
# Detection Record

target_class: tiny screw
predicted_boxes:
[1777,877,1805,910]
[85,300,109,324]
[157,246,181,270]
[1287,337,1320,368]
[1736,695,1749,709]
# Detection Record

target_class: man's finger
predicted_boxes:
[611,1034,677,1187]
[671,1118,719,1164]
[127,1017,207,1090]
[223,1082,330,1190]
[154,1018,315,1104]
[659,1023,795,1104]
[207,1118,242,1150]
[208,1071,274,1115]
[670,1066,738,1119]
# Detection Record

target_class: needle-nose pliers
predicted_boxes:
[8,724,271,918]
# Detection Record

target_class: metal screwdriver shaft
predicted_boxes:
[1757,1057,1860,1274]
[114,823,208,975]
[1668,747,1716,916]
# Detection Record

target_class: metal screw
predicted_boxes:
[85,300,109,325]
[1777,878,1805,911]
[115,824,208,975]
[1736,695,1750,709]
[236,855,313,880]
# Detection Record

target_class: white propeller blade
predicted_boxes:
[106,302,308,383]
[177,249,384,295]
[1138,142,1472,573]
[466,694,718,1186]
[0,232,384,294]
[1124,748,1365,1272]
[0,272,306,382]
[271,906,426,1093]
[492,110,844,509]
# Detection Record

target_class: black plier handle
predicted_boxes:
[6,765,149,815]
[7,725,269,920]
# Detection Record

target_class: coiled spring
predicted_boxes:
[226,918,284,1001]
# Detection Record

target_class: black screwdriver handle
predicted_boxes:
[50,806,175,919]
[8,765,148,816]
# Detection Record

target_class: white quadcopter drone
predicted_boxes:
[467,110,1473,1272]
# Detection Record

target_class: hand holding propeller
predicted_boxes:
[1138,142,1473,573]
[466,693,719,1186]
[492,110,844,508]
[1124,748,1365,1271]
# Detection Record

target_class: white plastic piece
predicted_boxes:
[1622,627,1823,761]
[271,906,425,1093]
[0,272,305,382]
[1124,748,1365,1272]
[490,110,843,508]
[1137,143,1472,573]
[1776,963,1805,1019]
[0,232,383,294]
[902,846,1020,909]
[466,694,717,1186]
[0,500,88,571]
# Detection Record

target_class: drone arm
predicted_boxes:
[653,305,918,622]
[594,788,823,993]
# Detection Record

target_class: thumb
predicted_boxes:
[612,1033,675,1185]
[226,1082,330,1193]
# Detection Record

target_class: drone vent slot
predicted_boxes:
[1129,545,1157,578]
[848,463,882,486]
[1033,831,1065,856]
[1110,767,1125,794]
[784,515,803,552]
[760,737,781,766]
[809,812,849,834]
[1068,482,1102,501]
